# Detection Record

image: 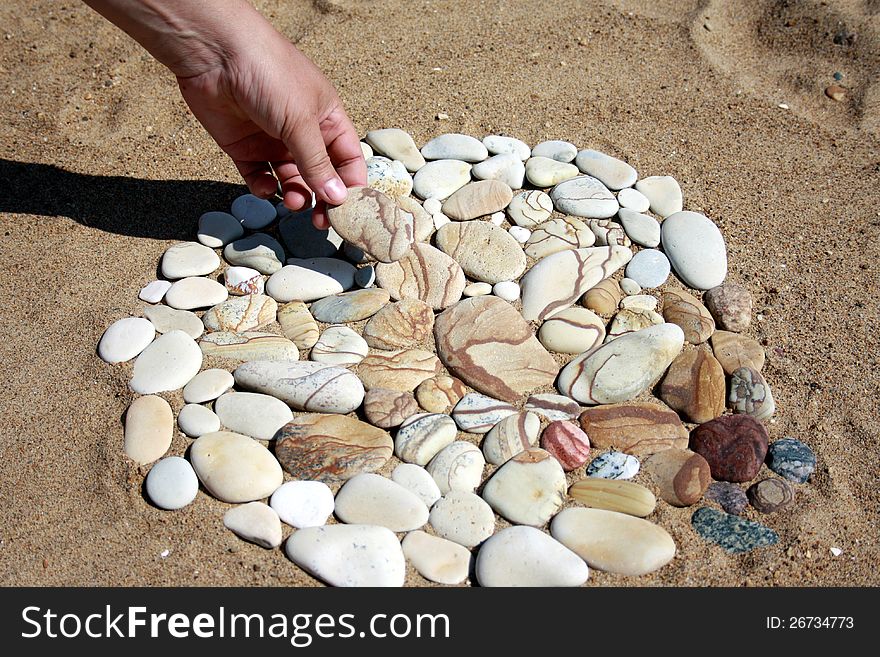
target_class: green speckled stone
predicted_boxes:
[691,507,778,554]
[767,437,816,483]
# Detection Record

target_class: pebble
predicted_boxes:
[586,451,640,480]
[476,526,589,587]
[492,280,520,301]
[266,260,355,303]
[363,388,420,429]
[710,330,766,374]
[729,366,776,420]
[432,211,451,229]
[705,481,749,515]
[587,218,631,247]
[199,331,299,361]
[278,209,343,259]
[391,463,442,508]
[659,349,726,423]
[429,491,495,547]
[691,507,778,554]
[435,220,525,283]
[326,187,414,263]
[508,226,531,243]
[415,375,468,414]
[277,301,320,349]
[223,233,285,274]
[506,190,553,227]
[525,156,580,187]
[397,196,434,242]
[202,294,277,333]
[471,153,525,189]
[441,180,513,221]
[541,420,591,471]
[574,149,638,190]
[767,437,816,483]
[618,208,660,247]
[661,211,728,289]
[129,330,202,394]
[704,283,753,332]
[538,306,605,354]
[579,402,689,454]
[362,299,434,350]
[356,348,442,391]
[145,456,199,510]
[690,414,769,482]
[123,395,172,465]
[231,194,276,230]
[366,157,413,198]
[375,243,466,310]
[435,296,558,402]
[524,215,595,259]
[223,266,264,296]
[481,412,541,465]
[644,448,711,506]
[354,265,376,288]
[451,392,517,433]
[335,473,429,531]
[139,279,172,303]
[223,502,283,549]
[395,413,458,466]
[360,141,373,159]
[635,176,683,217]
[98,317,155,363]
[525,394,581,421]
[825,84,846,101]
[313,289,390,324]
[426,441,485,494]
[421,133,488,162]
[551,508,676,575]
[483,134,531,160]
[568,478,656,517]
[620,294,659,311]
[402,531,471,585]
[483,448,567,526]
[164,277,228,310]
[617,187,650,213]
[531,140,578,162]
[423,197,442,215]
[606,305,663,341]
[365,128,425,172]
[213,391,293,441]
[619,277,641,295]
[275,414,392,482]
[662,289,715,344]
[310,326,369,366]
[142,304,204,339]
[582,278,622,315]
[520,245,632,321]
[412,159,472,200]
[190,431,284,503]
[558,323,684,405]
[550,175,619,218]
[234,360,364,413]
[285,524,406,587]
[177,403,221,437]
[198,211,244,247]
[747,478,794,513]
[270,480,335,528]
[463,282,492,297]
[625,248,671,288]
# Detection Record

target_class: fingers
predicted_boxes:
[280,117,349,207]
[272,160,313,211]
[311,200,330,230]
[322,108,367,189]
[234,160,278,198]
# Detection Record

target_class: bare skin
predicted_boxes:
[84,0,365,228]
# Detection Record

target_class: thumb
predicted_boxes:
[282,119,348,206]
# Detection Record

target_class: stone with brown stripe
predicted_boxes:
[643,448,711,506]
[659,349,726,423]
[481,412,541,465]
[375,242,466,310]
[434,220,526,284]
[356,348,442,391]
[662,288,715,344]
[326,186,414,263]
[578,402,689,456]
[524,215,595,259]
[362,299,434,351]
[441,179,513,221]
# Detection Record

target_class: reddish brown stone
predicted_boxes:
[658,349,726,423]
[704,283,752,332]
[541,420,591,471]
[363,388,420,429]
[689,415,769,483]
[578,402,689,456]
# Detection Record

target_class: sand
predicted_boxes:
[0,0,878,587]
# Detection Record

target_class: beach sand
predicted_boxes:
[0,0,878,586]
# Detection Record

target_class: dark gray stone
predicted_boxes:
[691,507,778,554]
[767,437,816,483]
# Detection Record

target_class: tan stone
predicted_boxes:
[375,243,466,310]
[362,299,434,351]
[643,448,711,507]
[581,278,622,315]
[123,395,173,465]
[578,402,689,455]
[659,349,726,423]
[363,388,420,429]
[277,301,319,349]
[441,180,513,221]
[415,375,468,413]
[662,289,715,344]
[356,348,443,391]
[326,186,414,263]
[568,478,656,517]
[711,330,765,374]
[202,294,277,333]
[434,220,526,284]
[199,331,299,361]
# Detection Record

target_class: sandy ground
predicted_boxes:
[0,0,878,587]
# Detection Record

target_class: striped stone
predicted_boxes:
[579,402,689,455]
[362,299,434,351]
[481,412,541,465]
[375,242,466,310]
[662,289,715,344]
[199,331,299,362]
[659,349,726,423]
[356,348,442,391]
[524,215,595,259]
[326,186,414,263]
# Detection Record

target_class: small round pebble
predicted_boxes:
[587,450,640,480]
[198,211,244,248]
[182,368,234,404]
[625,249,671,288]
[139,280,171,304]
[144,456,199,510]
[508,226,531,243]
[617,187,650,212]
[423,197,442,215]
[177,403,221,437]
[429,490,496,547]
[747,478,794,513]
[705,481,749,515]
[619,277,641,295]
[767,437,816,483]
[231,194,277,230]
[463,282,492,297]
[492,280,520,301]
[270,480,335,528]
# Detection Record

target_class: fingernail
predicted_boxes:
[323,178,347,205]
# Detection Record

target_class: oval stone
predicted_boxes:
[526,394,582,422]
[234,360,364,414]
[451,392,517,434]
[199,332,299,362]
[550,175,618,218]
[661,211,727,289]
[362,299,434,350]
[476,526,589,587]
[391,463,442,508]
[363,388,419,429]
[334,473,428,532]
[568,478,656,517]
[190,431,284,503]
[129,330,203,394]
[574,149,637,190]
[729,366,776,421]
[658,349,726,424]
[525,156,580,187]
[471,153,525,189]
[586,451,640,480]
[767,437,816,484]
[531,140,578,162]
[124,395,173,465]
[483,134,531,160]
[214,391,293,441]
[582,278,622,315]
[142,305,204,339]
[98,317,155,364]
[310,288,390,323]
[415,375,468,414]
[704,283,753,332]
[223,234,285,274]
[183,368,234,403]
[434,220,526,284]
[231,194,276,230]
[177,403,221,437]
[710,330,766,374]
[428,490,496,547]
[326,186,414,263]
[690,414,769,482]
[643,448,711,506]
[662,289,715,344]
[441,180,513,221]
[139,279,172,304]
[277,301,320,349]
[402,531,472,585]
[506,190,553,227]
[618,208,660,247]
[145,456,199,510]
[578,402,689,455]
[481,412,541,466]
[747,478,794,513]
[395,413,458,466]
[524,215,595,259]
[202,294,277,333]
[635,176,683,217]
[617,188,650,213]
[426,441,486,494]
[538,306,605,354]
[366,157,413,199]
[482,448,567,526]
[365,128,425,172]
[266,260,356,303]
[198,211,244,248]
[541,420,591,470]
[165,277,228,310]
[356,348,442,391]
[625,248,670,288]
[422,133,488,162]
[412,159,472,200]
[160,241,220,280]
[310,326,369,366]
[270,480,335,528]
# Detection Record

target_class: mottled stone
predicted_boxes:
[538,420,589,470]
[661,211,727,290]
[704,283,753,332]
[525,156,580,187]
[435,220,526,284]
[635,176,683,217]
[659,349,726,424]
[644,448,711,507]
[234,360,363,413]
[662,289,715,344]
[451,392,517,434]
[525,394,581,422]
[223,234,285,275]
[402,530,472,585]
[747,478,794,513]
[578,402,689,456]
[476,526,589,587]
[690,414,769,483]
[729,366,776,421]
[356,348,442,391]
[366,156,413,199]
[223,502,283,549]
[365,128,425,172]
[190,431,284,503]
[360,300,433,352]
[428,491,495,547]
[426,441,486,494]
[202,294,277,333]
[550,176,619,218]
[441,180,513,222]
[767,438,816,483]
[587,219,631,248]
[334,473,428,532]
[482,448,567,526]
[223,266,264,296]
[568,478,656,517]
[582,278,622,315]
[711,330,766,375]
[435,296,558,402]
[375,243,466,310]
[394,413,458,465]
[124,395,173,465]
[605,306,664,341]
[506,190,554,228]
[524,215,595,259]
[691,507,778,554]
[326,187,414,263]
[481,412,541,465]
[415,375,468,414]
[277,301,319,349]
[363,388,420,429]
[586,451,640,480]
[199,331,299,362]
[705,481,749,515]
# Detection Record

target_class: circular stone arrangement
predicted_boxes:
[97,130,816,587]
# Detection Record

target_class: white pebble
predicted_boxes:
[617,187,650,212]
[492,281,520,301]
[423,197,442,214]
[391,463,442,508]
[145,456,199,510]
[182,368,234,403]
[97,317,155,364]
[508,226,531,243]
[270,480,335,528]
[619,277,642,295]
[489,211,505,225]
[177,403,221,437]
[223,502,283,549]
[432,212,451,230]
[463,282,492,297]
[139,280,171,304]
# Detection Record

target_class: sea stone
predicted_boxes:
[270,480,335,528]
[451,392,517,433]
[661,211,728,289]
[568,478,656,517]
[434,296,559,402]
[142,305,203,339]
[586,451,640,480]
[415,375,468,413]
[402,531,471,585]
[525,394,582,422]
[310,326,369,366]
[123,395,172,465]
[620,294,659,311]
[165,277,228,310]
[659,349,726,424]
[463,282,492,296]
[625,248,670,288]
[549,175,619,218]
[441,180,513,221]
[704,283,753,332]
[705,481,749,515]
[266,260,356,303]
[507,190,553,227]
[587,219,631,248]
[426,441,485,494]
[524,156,580,187]
[605,306,664,341]
[767,437,816,483]
[392,463,442,508]
[198,210,244,248]
[662,289,715,344]
[129,330,203,394]
[160,241,221,279]
[375,243,466,310]
[579,402,689,455]
[356,348,442,391]
[363,388,419,429]
[365,128,425,172]
[421,133,488,162]
[139,279,171,304]
[483,134,531,160]
[551,508,676,575]
[145,456,199,510]
[558,323,684,405]
[691,507,778,554]
[643,448,711,506]
[326,187,414,263]
[274,414,392,482]
[285,524,406,587]
[493,281,520,301]
[541,420,591,470]
[617,188,650,213]
[309,288,390,323]
[190,431,283,503]
[355,265,376,288]
[177,403,221,437]
[582,278,623,315]
[412,159,472,200]
[334,473,429,532]
[475,526,589,587]
[202,294,277,333]
[234,360,364,413]
[482,448,567,526]
[618,208,660,248]
[729,366,776,420]
[223,234,285,274]
[531,140,578,162]
[435,220,526,284]
[747,478,794,513]
[471,153,525,189]
[690,414,769,482]
[574,149,638,190]
[277,301,319,349]
[366,157,413,199]
[524,215,596,259]
[711,330,765,374]
[362,299,434,351]
[520,246,632,321]
[231,194,276,230]
[223,266,264,296]
[98,317,155,364]
[183,368,234,403]
[635,175,683,217]
[481,412,541,465]
[213,391,293,441]
[428,491,495,547]
[223,502,283,549]
[199,332,299,362]
[278,208,344,259]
